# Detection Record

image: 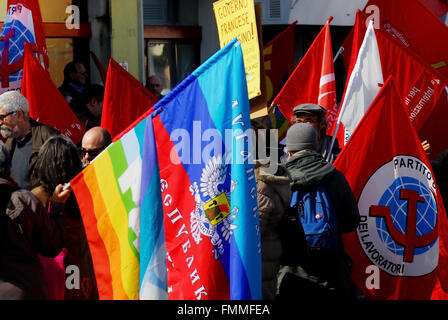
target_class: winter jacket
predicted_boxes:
[255,163,291,300]
[278,150,360,300]
[0,178,65,299]
[284,150,360,233]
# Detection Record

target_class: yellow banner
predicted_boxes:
[213,0,261,100]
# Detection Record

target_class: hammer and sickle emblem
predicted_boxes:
[370,188,438,263]
[0,31,38,88]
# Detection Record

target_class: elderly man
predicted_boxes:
[0,91,59,189]
[80,126,112,165]
[291,103,341,163]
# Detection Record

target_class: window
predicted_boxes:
[144,26,201,94]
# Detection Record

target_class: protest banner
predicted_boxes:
[213,0,261,100]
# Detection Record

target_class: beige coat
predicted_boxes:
[256,164,291,300]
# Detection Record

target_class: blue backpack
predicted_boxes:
[290,185,340,253]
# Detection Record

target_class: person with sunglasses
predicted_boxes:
[0,91,59,190]
[80,126,112,166]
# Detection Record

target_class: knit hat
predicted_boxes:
[293,103,326,118]
[286,123,318,152]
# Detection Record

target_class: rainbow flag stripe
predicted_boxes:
[72,124,146,300]
[269,104,290,141]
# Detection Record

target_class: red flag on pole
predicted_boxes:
[101,58,158,140]
[334,75,448,299]
[375,28,446,132]
[0,0,49,93]
[363,0,448,79]
[333,14,447,155]
[273,17,338,134]
[21,44,84,144]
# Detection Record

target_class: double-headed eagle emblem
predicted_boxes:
[190,155,239,259]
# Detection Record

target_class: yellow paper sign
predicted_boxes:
[213,0,261,100]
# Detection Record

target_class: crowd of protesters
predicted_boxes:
[0,59,447,301]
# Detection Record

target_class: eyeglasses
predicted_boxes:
[79,147,103,158]
[295,118,318,124]
[0,111,16,121]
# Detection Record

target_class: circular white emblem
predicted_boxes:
[357,155,439,277]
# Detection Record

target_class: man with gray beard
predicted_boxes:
[0,91,59,189]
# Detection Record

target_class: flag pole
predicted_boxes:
[326,113,342,162]
[333,46,344,63]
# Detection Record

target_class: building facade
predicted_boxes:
[0,0,370,95]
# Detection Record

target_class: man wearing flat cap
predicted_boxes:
[291,103,341,163]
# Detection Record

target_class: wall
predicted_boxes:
[198,0,219,63]
[89,0,110,85]
[110,0,144,82]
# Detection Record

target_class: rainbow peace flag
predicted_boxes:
[71,112,166,300]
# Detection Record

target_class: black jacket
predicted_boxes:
[0,178,65,299]
[278,151,360,300]
[284,150,360,233]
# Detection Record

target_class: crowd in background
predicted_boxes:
[0,60,447,301]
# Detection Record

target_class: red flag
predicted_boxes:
[273,17,338,134]
[375,28,446,131]
[21,44,84,144]
[334,12,447,156]
[421,0,448,19]
[263,21,296,104]
[418,90,448,159]
[334,76,448,299]
[0,0,49,93]
[263,21,296,141]
[363,0,448,79]
[101,59,158,140]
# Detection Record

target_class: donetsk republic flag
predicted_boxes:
[71,39,261,300]
[334,76,448,299]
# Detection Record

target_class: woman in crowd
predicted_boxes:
[30,135,98,300]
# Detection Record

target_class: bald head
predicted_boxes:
[146,75,164,98]
[81,127,111,165]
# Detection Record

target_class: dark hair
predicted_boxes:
[63,61,85,81]
[30,135,82,193]
[85,84,105,102]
